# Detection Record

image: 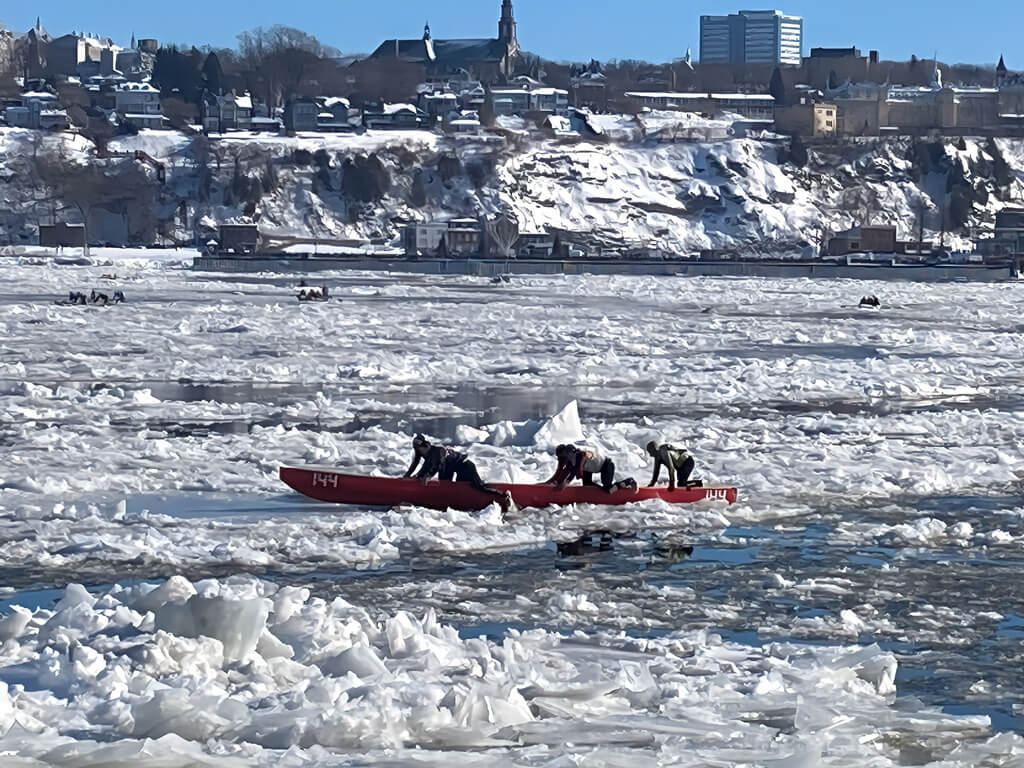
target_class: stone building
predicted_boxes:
[369,0,520,84]
[826,60,1024,136]
[775,100,837,137]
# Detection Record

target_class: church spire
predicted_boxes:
[423,21,431,41]
[498,0,516,44]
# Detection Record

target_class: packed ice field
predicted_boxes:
[1,255,1023,766]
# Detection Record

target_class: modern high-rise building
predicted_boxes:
[699,10,803,66]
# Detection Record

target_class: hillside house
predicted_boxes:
[284,99,319,132]
[202,91,253,132]
[516,232,554,257]
[363,102,422,130]
[217,224,260,253]
[420,91,459,121]
[443,218,482,254]
[827,225,898,256]
[449,110,482,133]
[323,97,351,116]
[489,80,569,116]
[571,70,608,110]
[403,219,483,256]
[317,97,353,131]
[991,207,1024,256]
[115,82,164,129]
[4,91,69,129]
[403,223,448,255]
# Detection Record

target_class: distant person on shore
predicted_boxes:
[646,440,698,491]
[546,444,635,493]
[404,434,511,512]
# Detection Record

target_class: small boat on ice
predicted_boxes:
[280,466,737,512]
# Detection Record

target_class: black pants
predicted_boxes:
[675,457,695,486]
[441,459,498,495]
[583,459,615,492]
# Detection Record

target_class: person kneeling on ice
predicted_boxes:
[546,444,636,493]
[404,434,511,511]
[646,440,700,491]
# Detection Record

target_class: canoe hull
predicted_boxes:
[279,466,737,511]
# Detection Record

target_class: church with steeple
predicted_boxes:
[369,0,520,83]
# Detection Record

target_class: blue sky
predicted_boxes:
[7,1,1016,67]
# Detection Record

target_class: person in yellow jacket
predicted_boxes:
[646,441,699,491]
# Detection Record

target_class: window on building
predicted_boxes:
[826,120,833,127]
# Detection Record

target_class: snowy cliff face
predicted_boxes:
[2,121,1023,254]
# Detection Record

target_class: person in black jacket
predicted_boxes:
[404,435,511,511]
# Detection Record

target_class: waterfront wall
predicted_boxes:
[192,256,1019,283]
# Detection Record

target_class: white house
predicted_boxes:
[449,109,482,133]
[115,82,164,129]
[530,87,569,114]
[420,91,459,120]
[489,83,569,116]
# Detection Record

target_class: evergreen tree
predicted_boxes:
[769,67,786,107]
[987,137,1011,188]
[201,52,223,94]
[788,133,808,167]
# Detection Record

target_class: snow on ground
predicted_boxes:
[1,260,1024,764]
[586,109,733,143]
[3,246,201,266]
[106,129,442,162]
[6,126,1024,257]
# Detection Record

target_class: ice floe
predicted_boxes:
[0,576,1019,766]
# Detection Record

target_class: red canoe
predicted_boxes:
[280,466,737,511]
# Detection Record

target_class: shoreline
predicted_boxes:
[192,255,1021,282]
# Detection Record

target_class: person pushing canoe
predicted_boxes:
[646,440,700,491]
[546,444,636,493]
[404,435,511,512]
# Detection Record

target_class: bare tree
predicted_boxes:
[487,212,520,260]
[36,147,160,256]
[337,58,423,106]
[162,96,199,132]
[236,25,338,106]
[37,145,97,257]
